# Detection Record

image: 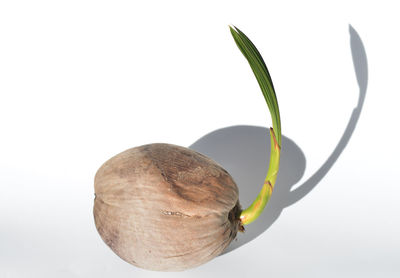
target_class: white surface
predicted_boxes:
[1,1,399,277]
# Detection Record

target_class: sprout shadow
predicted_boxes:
[189,25,368,254]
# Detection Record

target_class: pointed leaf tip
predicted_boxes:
[229,25,282,146]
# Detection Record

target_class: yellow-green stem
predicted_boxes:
[240,128,281,225]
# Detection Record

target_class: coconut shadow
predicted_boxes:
[189,24,368,255]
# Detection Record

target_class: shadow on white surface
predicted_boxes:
[190,24,368,255]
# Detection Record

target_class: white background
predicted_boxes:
[1,1,399,277]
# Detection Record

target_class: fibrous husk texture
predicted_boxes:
[94,143,241,271]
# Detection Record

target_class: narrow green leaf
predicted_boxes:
[229,25,281,146]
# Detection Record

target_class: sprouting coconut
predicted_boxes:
[93,26,281,271]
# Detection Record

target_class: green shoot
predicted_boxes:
[229,25,281,225]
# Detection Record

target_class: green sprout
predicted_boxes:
[230,26,282,226]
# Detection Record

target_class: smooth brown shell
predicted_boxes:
[93,143,241,271]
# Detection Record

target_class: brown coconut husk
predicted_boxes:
[94,143,242,271]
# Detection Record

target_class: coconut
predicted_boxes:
[94,143,242,271]
[93,25,283,272]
